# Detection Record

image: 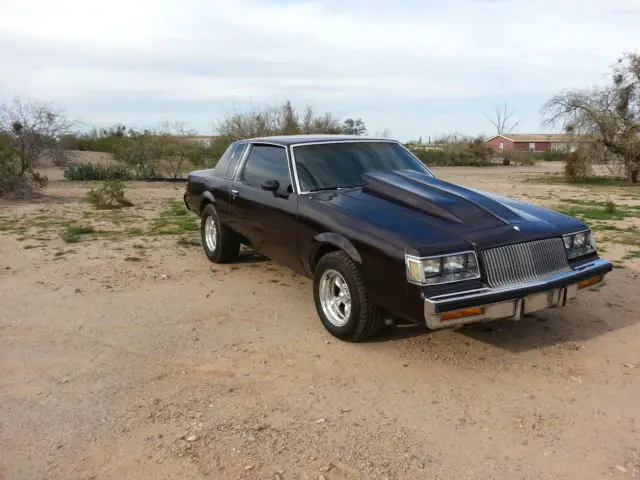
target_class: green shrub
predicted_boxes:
[605,198,617,215]
[541,151,570,162]
[64,164,134,181]
[564,151,592,182]
[86,180,134,209]
[60,225,95,243]
[409,147,491,167]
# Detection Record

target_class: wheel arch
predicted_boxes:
[199,191,215,214]
[309,233,362,273]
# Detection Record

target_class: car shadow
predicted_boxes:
[457,269,639,352]
[234,252,269,264]
[362,321,431,343]
[366,269,639,352]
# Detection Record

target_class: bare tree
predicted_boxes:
[153,121,202,178]
[0,98,78,172]
[484,101,520,135]
[0,98,78,195]
[301,105,314,134]
[543,52,640,183]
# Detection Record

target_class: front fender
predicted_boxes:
[310,232,362,268]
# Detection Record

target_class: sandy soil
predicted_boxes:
[1,165,639,480]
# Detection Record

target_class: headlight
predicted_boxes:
[562,230,597,259]
[405,251,481,285]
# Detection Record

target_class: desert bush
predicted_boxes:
[86,180,134,209]
[63,124,127,153]
[605,198,617,215]
[541,151,570,162]
[64,164,135,181]
[564,151,592,182]
[501,151,537,166]
[408,137,493,167]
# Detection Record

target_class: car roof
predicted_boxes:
[242,134,396,146]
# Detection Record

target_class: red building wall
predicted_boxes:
[486,136,514,152]
[513,142,552,152]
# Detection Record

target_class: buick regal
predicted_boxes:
[183,135,612,342]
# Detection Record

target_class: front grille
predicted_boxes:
[481,237,571,288]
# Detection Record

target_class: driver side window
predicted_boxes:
[240,144,292,191]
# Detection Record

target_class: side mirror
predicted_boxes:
[261,179,280,192]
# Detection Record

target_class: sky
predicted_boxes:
[1,0,638,141]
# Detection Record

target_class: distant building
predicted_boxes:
[486,134,593,153]
[405,142,444,151]
[185,135,221,147]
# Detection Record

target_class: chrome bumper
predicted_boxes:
[423,258,612,330]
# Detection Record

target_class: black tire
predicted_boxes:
[200,204,240,263]
[313,251,384,342]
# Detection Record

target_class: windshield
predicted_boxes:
[292,141,433,192]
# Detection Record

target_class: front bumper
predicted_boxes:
[422,258,612,329]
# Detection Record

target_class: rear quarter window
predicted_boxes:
[212,142,245,177]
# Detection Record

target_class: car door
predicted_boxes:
[212,141,247,224]
[229,143,303,273]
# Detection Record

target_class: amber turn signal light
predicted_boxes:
[578,275,603,289]
[441,307,485,321]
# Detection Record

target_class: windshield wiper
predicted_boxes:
[307,185,360,192]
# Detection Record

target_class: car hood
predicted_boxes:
[313,170,586,256]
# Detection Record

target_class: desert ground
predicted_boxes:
[1,162,639,480]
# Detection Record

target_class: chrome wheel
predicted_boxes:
[319,269,352,327]
[204,216,217,252]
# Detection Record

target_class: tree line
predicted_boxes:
[0,100,370,195]
[2,52,639,197]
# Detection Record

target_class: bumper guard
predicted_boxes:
[423,258,612,329]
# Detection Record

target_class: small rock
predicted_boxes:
[244,465,254,471]
[341,408,351,413]
[319,464,332,472]
[402,363,409,367]
[623,363,636,368]
[325,340,330,345]
[316,418,327,424]
[160,274,167,280]
[185,434,199,442]
[319,475,326,480]
[75,288,82,293]
[615,465,627,473]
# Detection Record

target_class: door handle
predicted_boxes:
[231,188,239,196]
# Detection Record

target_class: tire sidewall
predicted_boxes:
[200,204,222,262]
[313,254,363,340]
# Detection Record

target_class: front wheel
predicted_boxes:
[200,204,240,263]
[313,251,384,342]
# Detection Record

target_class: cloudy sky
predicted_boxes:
[1,0,638,140]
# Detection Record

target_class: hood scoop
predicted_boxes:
[361,170,509,228]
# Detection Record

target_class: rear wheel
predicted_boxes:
[200,204,240,263]
[313,251,384,342]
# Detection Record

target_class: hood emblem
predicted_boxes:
[513,226,521,231]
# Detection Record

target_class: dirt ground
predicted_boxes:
[1,164,639,480]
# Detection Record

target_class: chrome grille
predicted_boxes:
[481,238,571,288]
